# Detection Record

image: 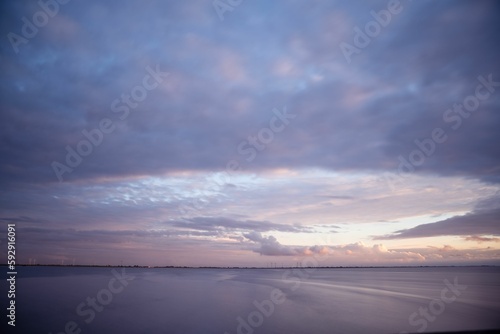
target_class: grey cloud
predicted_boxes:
[0,1,499,186]
[243,231,328,256]
[374,194,500,240]
[244,231,298,256]
[170,216,312,234]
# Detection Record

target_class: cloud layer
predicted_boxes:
[1,0,500,266]
[375,193,500,240]
[1,0,499,186]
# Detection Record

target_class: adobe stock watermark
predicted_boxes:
[223,233,336,334]
[213,0,244,21]
[400,277,467,333]
[7,0,72,54]
[383,73,500,191]
[223,256,320,334]
[178,106,296,216]
[49,268,134,334]
[339,0,411,64]
[51,64,169,182]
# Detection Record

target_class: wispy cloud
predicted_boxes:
[464,235,500,244]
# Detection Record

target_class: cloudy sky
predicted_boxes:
[1,0,499,267]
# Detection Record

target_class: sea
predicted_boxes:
[2,266,500,333]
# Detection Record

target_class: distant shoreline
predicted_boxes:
[1,264,498,269]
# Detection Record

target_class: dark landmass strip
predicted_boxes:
[1,264,498,269]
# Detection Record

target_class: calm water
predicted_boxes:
[3,266,500,333]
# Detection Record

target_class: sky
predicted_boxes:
[1,0,499,267]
